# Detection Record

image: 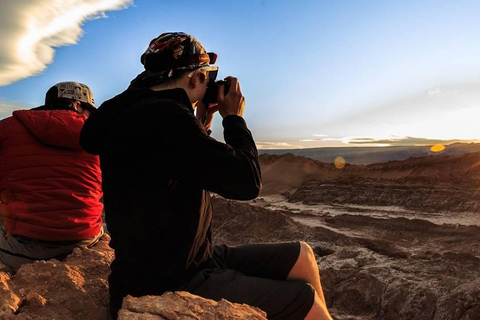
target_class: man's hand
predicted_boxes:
[217,76,245,118]
[195,101,219,132]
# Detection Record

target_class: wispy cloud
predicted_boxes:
[319,82,480,141]
[0,100,28,119]
[256,141,305,150]
[291,134,480,149]
[426,87,459,96]
[344,136,478,147]
[0,0,132,86]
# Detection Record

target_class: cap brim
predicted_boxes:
[201,66,218,72]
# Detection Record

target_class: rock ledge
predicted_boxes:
[118,291,267,320]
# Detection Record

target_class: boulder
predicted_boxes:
[118,291,267,320]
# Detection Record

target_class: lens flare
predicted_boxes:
[430,144,445,153]
[334,156,346,169]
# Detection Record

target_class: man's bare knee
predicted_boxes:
[288,241,330,307]
[288,241,318,279]
[299,241,316,263]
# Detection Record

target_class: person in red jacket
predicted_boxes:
[0,81,104,272]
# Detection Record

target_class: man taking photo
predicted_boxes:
[80,32,332,320]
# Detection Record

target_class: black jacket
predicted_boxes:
[80,87,261,313]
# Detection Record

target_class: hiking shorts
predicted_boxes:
[181,242,315,320]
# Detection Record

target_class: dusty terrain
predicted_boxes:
[252,152,480,319]
[248,198,480,319]
[0,151,479,319]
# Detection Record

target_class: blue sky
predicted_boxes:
[1,0,480,149]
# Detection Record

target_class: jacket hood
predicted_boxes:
[80,87,191,155]
[13,110,86,150]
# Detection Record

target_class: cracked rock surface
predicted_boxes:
[118,291,267,320]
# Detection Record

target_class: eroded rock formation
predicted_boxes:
[0,234,113,319]
[0,152,479,319]
[260,152,480,212]
[212,196,480,320]
[118,291,267,320]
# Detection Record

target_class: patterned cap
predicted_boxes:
[45,81,95,109]
[141,32,217,72]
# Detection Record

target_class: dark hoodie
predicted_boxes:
[79,86,261,315]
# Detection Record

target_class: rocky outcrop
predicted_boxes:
[258,153,339,195]
[212,197,480,320]
[1,151,480,319]
[0,272,20,316]
[117,291,267,320]
[1,196,479,319]
[0,233,268,320]
[288,179,480,212]
[211,196,324,245]
[0,234,113,320]
[260,152,480,212]
[316,214,480,320]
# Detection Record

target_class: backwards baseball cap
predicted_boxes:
[45,81,95,110]
[130,32,218,88]
[141,32,217,72]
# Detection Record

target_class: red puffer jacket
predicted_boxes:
[0,110,103,241]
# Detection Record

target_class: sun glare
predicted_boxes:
[334,156,346,169]
[430,144,445,153]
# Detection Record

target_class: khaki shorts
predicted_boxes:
[0,220,104,272]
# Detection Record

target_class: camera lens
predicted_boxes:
[202,80,230,105]
[203,80,218,105]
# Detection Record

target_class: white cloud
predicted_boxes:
[0,100,28,119]
[320,82,480,141]
[256,141,305,150]
[0,0,132,86]
[426,87,459,96]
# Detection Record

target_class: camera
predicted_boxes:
[203,80,230,105]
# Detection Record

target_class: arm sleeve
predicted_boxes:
[159,109,262,200]
[80,106,113,155]
[80,93,133,155]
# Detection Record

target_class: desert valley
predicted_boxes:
[1,145,479,319]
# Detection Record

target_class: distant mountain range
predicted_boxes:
[259,142,480,165]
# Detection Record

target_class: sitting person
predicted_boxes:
[0,81,104,272]
[80,32,333,320]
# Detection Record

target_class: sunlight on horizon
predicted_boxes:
[430,144,446,153]
[256,132,480,150]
